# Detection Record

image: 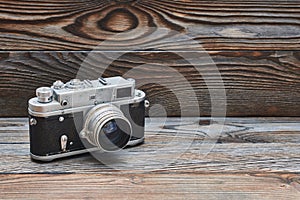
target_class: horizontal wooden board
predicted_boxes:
[0,51,299,117]
[1,117,299,174]
[0,173,299,199]
[1,117,299,198]
[0,0,299,50]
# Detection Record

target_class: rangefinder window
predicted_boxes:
[117,87,132,98]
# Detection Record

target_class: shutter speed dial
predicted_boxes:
[66,79,84,89]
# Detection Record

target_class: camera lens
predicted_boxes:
[98,119,131,151]
[82,104,132,152]
[103,120,118,135]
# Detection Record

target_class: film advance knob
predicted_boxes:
[36,87,53,103]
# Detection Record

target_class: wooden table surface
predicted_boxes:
[0,117,299,199]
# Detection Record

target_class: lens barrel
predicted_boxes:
[82,104,132,152]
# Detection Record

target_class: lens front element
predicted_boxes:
[98,119,131,151]
[103,120,118,135]
[82,104,132,152]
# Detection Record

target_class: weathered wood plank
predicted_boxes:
[0,173,299,200]
[1,117,299,197]
[0,0,299,50]
[0,51,299,117]
[0,118,299,174]
[2,143,300,174]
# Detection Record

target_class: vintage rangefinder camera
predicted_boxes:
[28,76,148,161]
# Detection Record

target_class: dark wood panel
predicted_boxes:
[1,118,300,174]
[0,0,299,50]
[0,173,299,199]
[0,51,299,117]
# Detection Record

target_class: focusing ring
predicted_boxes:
[82,104,132,152]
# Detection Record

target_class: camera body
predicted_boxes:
[28,76,147,161]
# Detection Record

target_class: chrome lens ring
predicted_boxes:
[83,104,132,152]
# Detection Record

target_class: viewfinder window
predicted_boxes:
[117,87,131,98]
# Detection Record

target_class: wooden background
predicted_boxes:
[0,1,300,199]
[0,0,299,117]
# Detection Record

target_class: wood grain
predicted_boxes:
[0,0,299,117]
[0,51,299,117]
[0,0,299,50]
[1,0,299,198]
[0,117,300,199]
[0,173,299,200]
[1,117,299,174]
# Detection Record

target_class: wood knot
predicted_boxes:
[130,175,143,184]
[98,8,138,33]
